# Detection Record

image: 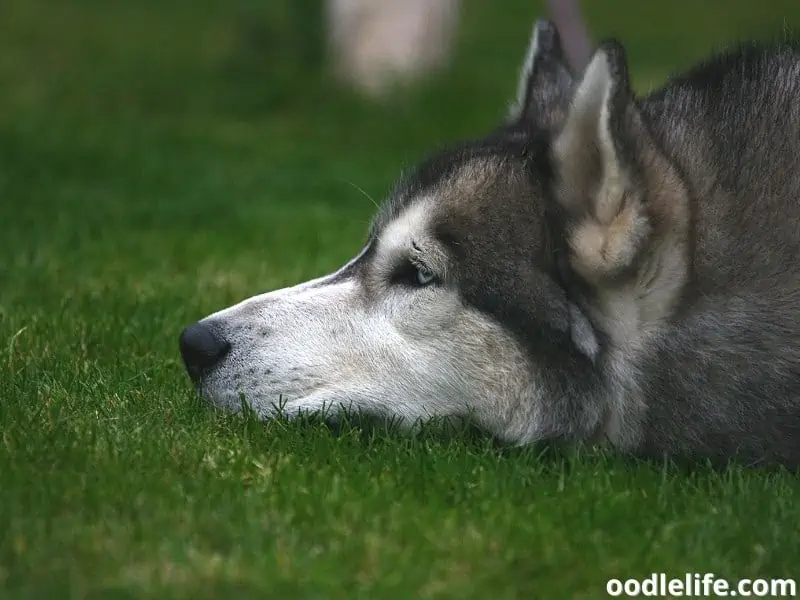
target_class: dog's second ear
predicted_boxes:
[508,20,575,129]
[550,41,656,282]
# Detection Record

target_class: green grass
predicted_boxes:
[2,1,800,598]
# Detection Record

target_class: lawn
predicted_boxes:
[1,1,799,598]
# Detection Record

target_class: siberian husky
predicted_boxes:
[180,20,800,468]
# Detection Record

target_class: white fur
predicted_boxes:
[570,50,612,125]
[508,22,543,120]
[194,200,544,442]
[561,51,618,210]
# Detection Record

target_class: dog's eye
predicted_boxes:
[390,261,437,287]
[415,265,436,286]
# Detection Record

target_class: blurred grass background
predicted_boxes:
[2,0,798,313]
[1,1,800,598]
[2,0,798,132]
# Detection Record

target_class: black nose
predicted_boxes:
[179,321,231,382]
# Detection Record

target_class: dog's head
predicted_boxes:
[179,21,689,445]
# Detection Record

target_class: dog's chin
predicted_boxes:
[196,382,357,421]
[197,384,482,441]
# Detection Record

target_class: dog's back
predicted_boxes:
[645,42,800,290]
[635,42,800,467]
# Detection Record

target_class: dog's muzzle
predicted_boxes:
[179,320,230,383]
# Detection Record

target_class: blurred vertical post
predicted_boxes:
[547,0,592,70]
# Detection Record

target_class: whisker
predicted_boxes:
[342,179,381,210]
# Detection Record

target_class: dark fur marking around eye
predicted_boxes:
[389,256,436,288]
[390,261,424,287]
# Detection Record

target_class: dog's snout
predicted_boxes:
[179,321,231,382]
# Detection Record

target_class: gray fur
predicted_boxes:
[180,21,800,469]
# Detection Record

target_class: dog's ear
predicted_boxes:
[549,40,656,282]
[508,20,575,130]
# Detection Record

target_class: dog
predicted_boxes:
[180,20,800,468]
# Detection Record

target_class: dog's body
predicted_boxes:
[180,21,800,468]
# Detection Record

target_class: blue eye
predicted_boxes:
[391,261,437,287]
[415,265,436,286]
